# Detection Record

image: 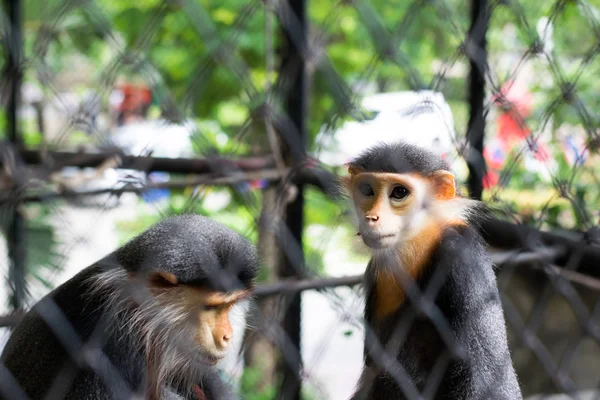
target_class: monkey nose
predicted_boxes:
[365,215,379,222]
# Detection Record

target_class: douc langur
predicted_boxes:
[344,142,522,399]
[1,214,259,400]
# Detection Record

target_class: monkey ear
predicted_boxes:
[431,170,456,200]
[342,165,362,190]
[347,165,363,176]
[149,271,179,286]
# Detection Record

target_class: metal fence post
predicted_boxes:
[4,0,26,312]
[277,0,307,398]
[466,0,489,200]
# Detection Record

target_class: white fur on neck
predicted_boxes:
[428,196,479,224]
[86,268,206,398]
[372,196,479,258]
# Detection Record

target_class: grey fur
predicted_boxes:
[114,214,259,291]
[1,214,258,400]
[349,141,451,176]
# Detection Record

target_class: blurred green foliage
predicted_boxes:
[0,203,62,307]
[239,367,277,400]
[23,204,64,291]
[18,0,475,147]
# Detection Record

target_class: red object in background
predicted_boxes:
[497,112,530,143]
[116,83,152,113]
[483,170,499,189]
[493,79,533,148]
[482,79,534,189]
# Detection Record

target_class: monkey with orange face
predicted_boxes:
[344,142,522,400]
[1,215,258,400]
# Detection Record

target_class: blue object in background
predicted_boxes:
[234,179,269,193]
[141,172,171,203]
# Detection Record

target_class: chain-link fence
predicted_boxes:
[1,0,599,399]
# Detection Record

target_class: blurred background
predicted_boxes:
[1,0,599,399]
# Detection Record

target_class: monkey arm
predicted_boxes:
[433,225,522,399]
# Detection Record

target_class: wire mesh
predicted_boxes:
[0,0,599,399]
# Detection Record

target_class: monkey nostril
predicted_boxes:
[223,334,231,342]
[366,215,379,222]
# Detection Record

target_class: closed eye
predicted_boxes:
[358,182,374,197]
[390,185,409,200]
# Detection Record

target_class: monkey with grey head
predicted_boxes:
[343,142,522,399]
[1,214,259,400]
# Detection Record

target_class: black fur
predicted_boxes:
[354,225,522,399]
[349,141,451,176]
[1,214,259,400]
[115,214,259,291]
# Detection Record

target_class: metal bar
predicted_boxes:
[277,0,307,397]
[6,210,26,312]
[480,218,600,279]
[15,149,275,174]
[5,0,22,147]
[255,274,362,297]
[0,167,341,204]
[0,169,288,204]
[4,0,26,312]
[3,149,341,201]
[465,0,489,200]
[0,312,24,328]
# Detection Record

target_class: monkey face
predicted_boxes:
[193,291,245,365]
[349,172,428,249]
[346,168,462,250]
[148,274,248,366]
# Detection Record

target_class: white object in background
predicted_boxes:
[109,119,197,158]
[316,90,457,166]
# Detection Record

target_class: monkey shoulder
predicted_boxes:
[0,265,108,399]
[428,224,499,310]
[2,264,104,352]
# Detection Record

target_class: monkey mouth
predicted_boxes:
[206,355,220,365]
[199,352,225,366]
[361,232,397,249]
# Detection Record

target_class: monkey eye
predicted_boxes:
[203,304,217,311]
[390,185,409,200]
[358,182,374,197]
